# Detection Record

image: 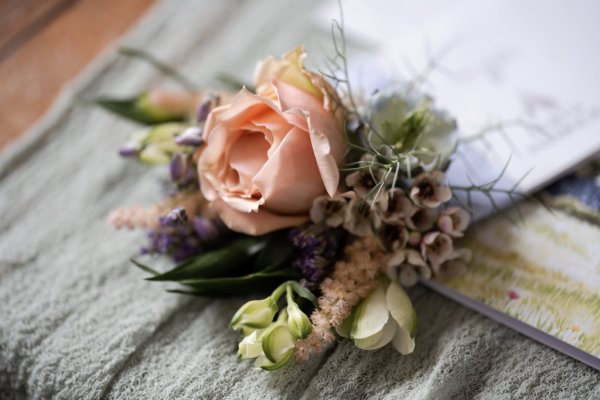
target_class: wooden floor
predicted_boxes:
[0,0,155,151]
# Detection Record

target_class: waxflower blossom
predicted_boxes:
[387,248,431,287]
[436,247,472,280]
[345,167,387,198]
[343,192,383,237]
[407,230,422,246]
[379,223,409,251]
[437,207,470,237]
[409,171,452,208]
[310,194,348,227]
[421,231,454,271]
[409,207,439,232]
[382,188,419,225]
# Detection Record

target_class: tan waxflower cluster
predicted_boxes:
[295,236,388,361]
[311,167,471,287]
[385,172,472,286]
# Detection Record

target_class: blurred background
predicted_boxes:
[0,0,154,150]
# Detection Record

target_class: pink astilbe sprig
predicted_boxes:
[295,236,389,361]
[107,205,161,230]
[107,192,211,231]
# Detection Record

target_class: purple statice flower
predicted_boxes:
[196,95,220,123]
[169,153,198,190]
[118,143,141,158]
[289,225,342,288]
[175,126,203,146]
[141,210,218,263]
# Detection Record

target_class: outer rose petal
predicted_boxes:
[254,46,322,99]
[273,80,346,197]
[213,200,308,236]
[253,126,324,214]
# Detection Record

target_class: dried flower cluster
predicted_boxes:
[101,40,489,373]
[310,165,471,287]
[295,237,388,360]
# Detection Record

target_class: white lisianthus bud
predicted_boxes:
[237,330,264,359]
[256,323,296,371]
[286,302,312,339]
[230,297,278,331]
[125,122,189,165]
[337,279,417,355]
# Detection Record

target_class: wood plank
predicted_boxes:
[0,0,78,61]
[0,0,155,151]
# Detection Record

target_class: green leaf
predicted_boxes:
[252,233,296,272]
[95,96,185,125]
[170,269,300,296]
[130,258,160,276]
[288,281,317,305]
[147,237,267,282]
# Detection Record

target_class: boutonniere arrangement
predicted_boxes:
[100,21,519,371]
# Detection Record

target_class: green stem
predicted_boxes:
[119,47,199,93]
[286,284,296,307]
[270,281,291,302]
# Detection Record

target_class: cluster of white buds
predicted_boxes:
[231,282,314,371]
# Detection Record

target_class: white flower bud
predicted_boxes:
[337,279,417,355]
[230,297,278,331]
[257,324,295,371]
[237,330,264,359]
[286,302,312,339]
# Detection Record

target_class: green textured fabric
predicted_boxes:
[0,1,598,399]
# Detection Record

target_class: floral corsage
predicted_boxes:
[100,37,502,371]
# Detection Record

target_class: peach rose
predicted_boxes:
[196,48,346,235]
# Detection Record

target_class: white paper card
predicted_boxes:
[317,0,600,220]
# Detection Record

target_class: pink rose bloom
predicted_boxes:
[196,47,346,235]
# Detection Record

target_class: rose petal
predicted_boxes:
[228,132,270,190]
[272,80,345,197]
[213,200,308,236]
[253,127,324,214]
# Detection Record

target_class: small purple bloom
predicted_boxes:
[289,225,342,287]
[164,207,188,226]
[169,153,198,189]
[142,211,224,263]
[118,144,140,157]
[196,95,220,123]
[193,216,218,242]
[175,126,203,146]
